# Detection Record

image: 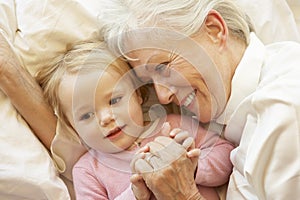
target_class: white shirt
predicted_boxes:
[217,33,300,199]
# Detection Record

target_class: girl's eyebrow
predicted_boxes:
[111,87,123,96]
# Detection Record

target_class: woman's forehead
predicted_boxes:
[127,48,170,66]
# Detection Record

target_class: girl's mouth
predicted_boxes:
[106,125,126,140]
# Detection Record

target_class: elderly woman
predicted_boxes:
[102,0,300,199]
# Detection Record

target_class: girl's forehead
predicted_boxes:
[60,67,134,100]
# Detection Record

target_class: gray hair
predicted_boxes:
[100,0,254,56]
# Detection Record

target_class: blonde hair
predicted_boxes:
[101,0,254,55]
[36,41,146,125]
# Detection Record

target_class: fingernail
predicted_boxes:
[162,122,170,131]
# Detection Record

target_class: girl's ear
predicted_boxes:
[136,85,149,105]
[137,90,144,105]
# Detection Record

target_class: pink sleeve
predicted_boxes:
[115,184,157,200]
[167,114,234,187]
[72,156,108,200]
[114,185,136,200]
[195,135,234,186]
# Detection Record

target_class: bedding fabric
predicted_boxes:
[0,1,105,199]
[236,0,300,43]
[0,92,70,200]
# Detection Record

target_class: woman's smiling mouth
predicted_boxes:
[182,90,196,107]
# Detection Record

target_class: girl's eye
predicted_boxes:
[80,112,94,121]
[110,96,122,105]
[155,62,170,77]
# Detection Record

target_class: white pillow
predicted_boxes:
[2,1,109,198]
[0,93,70,200]
[236,0,300,43]
[0,1,71,199]
[14,0,105,75]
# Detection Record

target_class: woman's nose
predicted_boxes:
[98,108,113,126]
[153,83,176,105]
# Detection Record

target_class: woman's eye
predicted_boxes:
[155,62,170,76]
[155,62,167,72]
[110,96,122,105]
[80,112,94,121]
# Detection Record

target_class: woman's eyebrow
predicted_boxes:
[145,53,169,70]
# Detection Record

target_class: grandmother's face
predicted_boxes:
[127,48,222,123]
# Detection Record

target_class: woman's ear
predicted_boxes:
[203,10,228,48]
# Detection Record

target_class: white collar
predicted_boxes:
[216,33,265,124]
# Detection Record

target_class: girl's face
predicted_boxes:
[127,48,223,123]
[59,68,144,153]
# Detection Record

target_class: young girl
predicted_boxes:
[36,41,234,199]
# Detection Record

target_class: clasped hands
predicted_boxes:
[130,122,202,200]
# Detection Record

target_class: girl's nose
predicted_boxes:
[98,108,113,127]
[153,83,177,105]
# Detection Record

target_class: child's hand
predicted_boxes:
[170,129,200,170]
[162,122,201,170]
[162,121,196,151]
[130,149,152,200]
[130,173,152,200]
